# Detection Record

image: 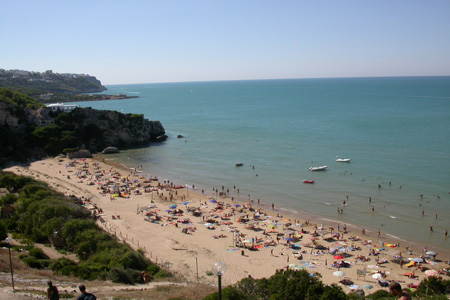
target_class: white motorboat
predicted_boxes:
[309,166,327,171]
[336,156,351,162]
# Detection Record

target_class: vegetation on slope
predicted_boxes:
[0,171,168,284]
[0,69,106,95]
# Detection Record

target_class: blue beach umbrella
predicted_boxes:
[234,204,241,207]
[183,201,189,205]
[210,199,217,203]
[169,204,177,209]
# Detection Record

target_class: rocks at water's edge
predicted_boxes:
[102,147,119,154]
[67,149,92,159]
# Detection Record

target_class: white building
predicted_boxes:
[47,103,77,112]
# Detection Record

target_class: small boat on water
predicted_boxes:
[235,163,243,167]
[303,180,315,184]
[309,166,327,171]
[336,156,351,162]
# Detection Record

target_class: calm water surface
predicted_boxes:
[74,77,450,250]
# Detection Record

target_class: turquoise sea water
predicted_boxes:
[74,77,450,250]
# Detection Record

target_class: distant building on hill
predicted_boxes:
[47,103,77,112]
[40,93,53,100]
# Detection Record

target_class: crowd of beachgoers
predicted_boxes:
[5,157,450,294]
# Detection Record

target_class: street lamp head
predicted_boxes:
[212,261,227,276]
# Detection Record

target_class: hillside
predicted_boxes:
[0,69,106,95]
[0,88,166,164]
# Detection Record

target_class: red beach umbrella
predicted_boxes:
[333,255,344,260]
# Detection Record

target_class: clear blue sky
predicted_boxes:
[1,1,449,85]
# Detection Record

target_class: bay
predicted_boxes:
[73,77,450,250]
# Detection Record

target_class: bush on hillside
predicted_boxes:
[0,171,162,284]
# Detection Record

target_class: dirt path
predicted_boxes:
[0,272,186,300]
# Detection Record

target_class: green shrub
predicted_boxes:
[50,257,76,272]
[63,148,78,154]
[108,267,143,284]
[29,247,49,259]
[154,269,171,279]
[146,264,160,275]
[0,221,7,241]
[415,277,450,296]
[367,289,393,299]
[21,256,50,269]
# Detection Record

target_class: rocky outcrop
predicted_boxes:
[67,149,92,159]
[102,147,119,154]
[59,107,166,152]
[0,100,166,157]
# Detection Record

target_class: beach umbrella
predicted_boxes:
[234,204,241,207]
[333,255,344,260]
[285,237,294,242]
[363,284,373,290]
[372,273,383,279]
[425,251,436,256]
[165,210,172,213]
[410,258,424,263]
[329,248,337,255]
[352,290,365,297]
[183,201,189,205]
[169,204,177,209]
[424,270,439,277]
[333,271,346,277]
[204,223,213,227]
[210,199,217,203]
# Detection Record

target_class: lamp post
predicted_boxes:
[5,237,15,291]
[212,262,227,300]
[195,255,199,282]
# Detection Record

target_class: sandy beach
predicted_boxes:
[4,156,450,294]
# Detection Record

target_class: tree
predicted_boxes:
[0,221,7,240]
[204,269,348,300]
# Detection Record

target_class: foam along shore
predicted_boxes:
[4,157,450,293]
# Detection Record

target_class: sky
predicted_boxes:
[1,1,450,85]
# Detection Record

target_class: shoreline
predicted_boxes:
[4,156,449,293]
[104,156,450,260]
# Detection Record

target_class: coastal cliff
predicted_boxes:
[50,107,166,152]
[0,88,166,164]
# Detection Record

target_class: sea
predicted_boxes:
[73,77,450,251]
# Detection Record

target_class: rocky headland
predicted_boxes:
[0,88,166,164]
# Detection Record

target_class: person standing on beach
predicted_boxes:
[389,282,411,300]
[77,285,96,300]
[47,281,59,300]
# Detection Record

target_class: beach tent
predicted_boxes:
[372,273,383,279]
[333,271,346,277]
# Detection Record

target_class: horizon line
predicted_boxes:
[104,74,450,86]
